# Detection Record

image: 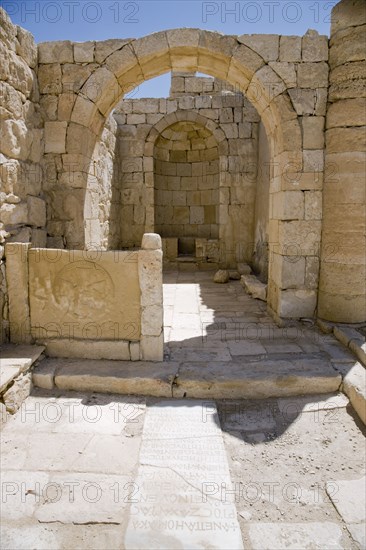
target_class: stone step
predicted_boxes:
[32,355,341,400]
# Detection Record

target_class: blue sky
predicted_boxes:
[1,0,334,97]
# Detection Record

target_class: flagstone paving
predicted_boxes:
[1,390,365,549]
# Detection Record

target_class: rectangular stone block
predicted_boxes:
[44,339,131,360]
[278,220,321,256]
[140,334,164,361]
[28,249,141,342]
[190,206,204,224]
[301,116,325,149]
[5,243,32,344]
[44,121,67,154]
[280,36,302,62]
[271,253,305,289]
[305,191,322,220]
[124,400,244,547]
[27,196,46,228]
[272,191,304,220]
[138,249,163,308]
[302,31,328,62]
[278,289,317,318]
[297,62,329,88]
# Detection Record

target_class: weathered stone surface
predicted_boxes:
[5,243,32,344]
[329,25,366,68]
[0,524,124,550]
[0,344,44,373]
[32,360,55,389]
[326,476,366,524]
[241,274,267,301]
[271,254,305,289]
[238,34,279,62]
[29,249,141,342]
[0,402,7,424]
[0,119,31,160]
[44,121,67,154]
[279,36,301,62]
[229,270,241,280]
[173,359,341,399]
[301,116,325,149]
[237,262,252,275]
[27,196,46,227]
[44,339,131,361]
[297,62,329,88]
[0,365,20,393]
[278,289,317,318]
[140,334,164,361]
[141,232,162,250]
[124,400,244,549]
[214,269,229,283]
[249,522,343,550]
[38,41,73,64]
[3,372,32,413]
[342,363,366,425]
[331,0,366,35]
[74,41,94,63]
[16,25,37,68]
[327,98,366,128]
[0,202,27,226]
[302,30,328,62]
[272,190,304,220]
[138,249,163,308]
[54,358,178,396]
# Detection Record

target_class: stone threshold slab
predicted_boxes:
[123,400,244,549]
[36,358,179,397]
[172,359,342,399]
[33,356,341,401]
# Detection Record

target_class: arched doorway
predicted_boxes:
[48,29,319,319]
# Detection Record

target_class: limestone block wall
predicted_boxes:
[0,9,45,343]
[154,120,220,241]
[4,235,164,361]
[253,122,270,281]
[5,5,365,322]
[318,0,366,322]
[86,114,120,250]
[20,27,331,320]
[114,83,260,266]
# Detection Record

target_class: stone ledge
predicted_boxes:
[334,362,366,426]
[333,325,366,367]
[317,320,366,367]
[0,344,45,419]
[33,358,179,398]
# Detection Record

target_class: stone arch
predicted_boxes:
[63,29,315,319]
[143,110,228,257]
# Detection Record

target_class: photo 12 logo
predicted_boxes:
[201,2,336,24]
[1,2,140,25]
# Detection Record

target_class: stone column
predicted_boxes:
[318,0,366,322]
[138,233,164,361]
[5,243,32,344]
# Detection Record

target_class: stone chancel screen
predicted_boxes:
[28,249,141,342]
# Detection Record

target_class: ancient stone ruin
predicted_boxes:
[0,0,365,363]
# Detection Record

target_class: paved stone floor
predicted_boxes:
[0,391,365,549]
[1,270,365,549]
[162,270,358,376]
